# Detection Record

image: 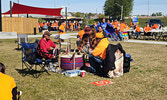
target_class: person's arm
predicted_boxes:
[50,40,56,48]
[96,23,100,31]
[11,77,17,100]
[12,87,17,100]
[107,23,114,29]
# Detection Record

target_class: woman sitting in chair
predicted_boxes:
[38,31,57,60]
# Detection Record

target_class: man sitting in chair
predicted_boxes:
[38,31,59,72]
[39,31,57,60]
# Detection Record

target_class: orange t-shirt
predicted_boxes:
[130,22,134,27]
[120,23,126,32]
[40,22,44,27]
[92,38,109,60]
[152,24,159,29]
[0,73,16,100]
[59,24,65,35]
[78,30,85,39]
[136,26,141,32]
[144,26,152,33]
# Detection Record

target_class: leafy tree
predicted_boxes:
[81,16,87,29]
[104,0,134,19]
[156,12,162,16]
[88,19,94,25]
[151,12,163,16]
[152,13,156,16]
[75,12,81,17]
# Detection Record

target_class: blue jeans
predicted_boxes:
[88,54,104,73]
[135,32,141,38]
[119,32,123,40]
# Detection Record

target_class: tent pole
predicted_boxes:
[65,7,67,32]
[27,14,29,18]
[10,1,12,17]
[0,0,2,31]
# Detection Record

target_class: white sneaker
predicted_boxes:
[53,62,59,67]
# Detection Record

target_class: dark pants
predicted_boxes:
[89,54,104,73]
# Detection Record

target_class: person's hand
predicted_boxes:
[88,48,92,51]
[77,38,80,41]
[52,55,56,59]
[56,47,60,50]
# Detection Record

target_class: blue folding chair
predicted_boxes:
[21,42,51,78]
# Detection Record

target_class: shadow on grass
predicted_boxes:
[14,48,22,51]
[15,68,45,78]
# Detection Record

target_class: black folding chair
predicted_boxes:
[21,42,51,78]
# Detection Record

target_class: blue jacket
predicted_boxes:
[96,22,115,34]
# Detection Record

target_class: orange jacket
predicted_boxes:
[152,24,159,29]
[91,38,109,60]
[78,30,85,39]
[144,26,152,33]
[135,26,141,32]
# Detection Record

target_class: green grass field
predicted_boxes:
[0,37,167,100]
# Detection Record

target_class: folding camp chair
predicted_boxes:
[21,42,51,78]
[15,34,28,50]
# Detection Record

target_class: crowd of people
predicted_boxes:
[38,21,81,32]
[76,18,126,76]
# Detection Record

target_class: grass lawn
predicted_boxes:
[0,37,167,100]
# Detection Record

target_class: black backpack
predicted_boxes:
[123,54,133,73]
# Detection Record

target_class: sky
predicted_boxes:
[2,0,167,16]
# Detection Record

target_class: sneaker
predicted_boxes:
[53,62,59,67]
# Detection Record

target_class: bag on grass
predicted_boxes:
[123,54,133,73]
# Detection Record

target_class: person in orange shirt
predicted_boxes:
[76,27,85,47]
[134,24,141,39]
[113,19,119,29]
[130,21,135,29]
[58,22,65,35]
[51,21,56,31]
[119,20,126,40]
[152,23,159,29]
[0,62,17,100]
[144,23,152,36]
[70,22,74,32]
[88,33,109,74]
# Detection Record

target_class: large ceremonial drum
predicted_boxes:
[60,55,83,70]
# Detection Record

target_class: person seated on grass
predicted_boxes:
[88,33,109,74]
[76,26,86,49]
[144,23,152,37]
[78,26,92,52]
[0,62,17,100]
[134,24,141,39]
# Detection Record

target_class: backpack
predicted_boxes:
[123,54,133,73]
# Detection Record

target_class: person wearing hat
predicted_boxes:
[88,33,109,74]
[39,31,56,59]
[78,26,92,51]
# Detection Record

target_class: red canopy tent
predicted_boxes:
[3,2,62,16]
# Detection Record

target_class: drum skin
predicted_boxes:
[60,55,83,70]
